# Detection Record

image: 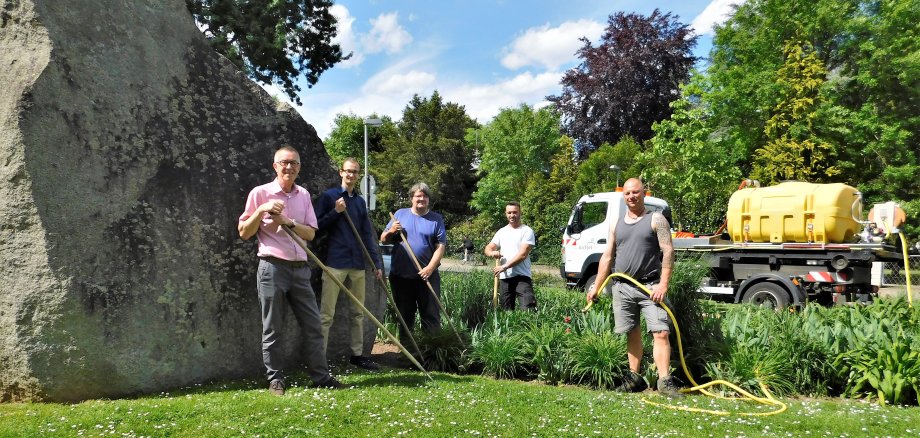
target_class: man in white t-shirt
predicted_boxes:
[485,201,537,310]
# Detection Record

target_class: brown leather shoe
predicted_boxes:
[268,379,285,396]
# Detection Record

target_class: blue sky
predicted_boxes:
[261,0,742,139]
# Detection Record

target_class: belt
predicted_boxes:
[260,256,308,268]
[616,275,659,284]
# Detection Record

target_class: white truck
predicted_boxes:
[560,183,905,308]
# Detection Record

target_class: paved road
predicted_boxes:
[439,257,559,276]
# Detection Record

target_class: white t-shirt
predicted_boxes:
[489,224,536,279]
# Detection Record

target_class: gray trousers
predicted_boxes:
[257,259,330,384]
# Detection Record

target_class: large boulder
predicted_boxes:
[0,0,384,402]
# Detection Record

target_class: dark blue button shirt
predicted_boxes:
[314,186,383,270]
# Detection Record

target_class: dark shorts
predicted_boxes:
[612,281,671,334]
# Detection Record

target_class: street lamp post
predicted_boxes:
[362,117,383,201]
[609,164,622,188]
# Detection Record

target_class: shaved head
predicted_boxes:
[623,178,644,191]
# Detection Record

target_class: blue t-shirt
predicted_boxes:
[386,208,447,279]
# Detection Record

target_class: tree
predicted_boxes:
[642,75,741,234]
[572,137,643,198]
[371,92,479,227]
[186,0,347,104]
[751,40,839,185]
[519,136,580,265]
[470,104,563,226]
[547,9,697,150]
[704,0,919,237]
[323,113,392,166]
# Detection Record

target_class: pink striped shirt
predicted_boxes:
[239,179,317,261]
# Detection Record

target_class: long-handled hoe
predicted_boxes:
[388,212,466,346]
[340,212,424,359]
[280,225,431,380]
[492,259,500,310]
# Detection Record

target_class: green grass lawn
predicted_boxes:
[2,365,918,437]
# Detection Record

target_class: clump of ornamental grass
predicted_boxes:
[568,331,629,389]
[415,324,471,373]
[704,344,797,397]
[522,321,573,384]
[666,253,723,382]
[573,304,612,336]
[470,313,529,379]
[708,305,830,397]
[441,271,493,329]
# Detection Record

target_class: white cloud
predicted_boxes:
[691,0,744,36]
[279,67,564,140]
[363,12,413,54]
[501,20,605,71]
[364,70,437,95]
[330,4,364,68]
[441,71,562,123]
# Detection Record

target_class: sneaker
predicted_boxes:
[614,371,648,393]
[350,355,380,370]
[656,375,684,398]
[268,379,285,396]
[315,377,344,389]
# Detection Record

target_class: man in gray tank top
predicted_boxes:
[586,178,682,397]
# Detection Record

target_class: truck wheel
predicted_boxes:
[741,282,791,309]
[583,274,615,297]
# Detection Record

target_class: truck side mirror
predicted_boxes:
[567,203,585,234]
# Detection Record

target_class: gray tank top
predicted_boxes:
[613,212,661,281]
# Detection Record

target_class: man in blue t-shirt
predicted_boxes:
[380,183,447,341]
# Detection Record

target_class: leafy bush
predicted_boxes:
[568,332,629,389]
[711,306,834,396]
[470,315,529,379]
[833,309,920,405]
[416,327,471,373]
[666,254,722,381]
[704,344,796,397]
[522,322,572,384]
[441,271,493,329]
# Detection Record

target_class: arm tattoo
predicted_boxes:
[652,213,674,269]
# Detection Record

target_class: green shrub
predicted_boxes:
[470,315,529,379]
[667,254,722,382]
[441,271,493,329]
[522,323,572,384]
[416,327,471,373]
[568,332,628,389]
[704,344,796,397]
[833,315,920,405]
[713,306,832,396]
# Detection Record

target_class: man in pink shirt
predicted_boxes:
[238,145,342,395]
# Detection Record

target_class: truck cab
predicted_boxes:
[561,191,670,290]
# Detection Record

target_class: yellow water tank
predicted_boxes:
[727,182,862,243]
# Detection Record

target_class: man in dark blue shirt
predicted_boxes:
[380,183,447,342]
[314,158,384,370]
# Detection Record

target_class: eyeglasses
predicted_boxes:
[275,160,300,167]
[340,169,360,175]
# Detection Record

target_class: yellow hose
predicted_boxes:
[584,273,788,416]
[898,233,913,308]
